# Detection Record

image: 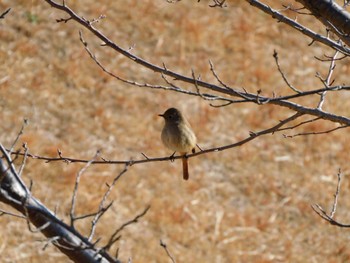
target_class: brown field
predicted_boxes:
[1,0,350,262]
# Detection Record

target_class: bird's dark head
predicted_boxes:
[159,108,183,123]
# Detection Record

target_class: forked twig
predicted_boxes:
[70,151,100,227]
[79,31,233,104]
[88,165,130,242]
[103,205,150,251]
[312,169,350,227]
[315,51,339,109]
[9,119,28,153]
[0,144,121,263]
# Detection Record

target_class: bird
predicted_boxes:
[159,108,197,180]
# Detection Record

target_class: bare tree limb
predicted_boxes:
[296,0,350,46]
[247,0,350,55]
[43,0,350,128]
[7,112,308,167]
[103,205,150,251]
[78,31,230,103]
[88,165,129,242]
[0,144,120,263]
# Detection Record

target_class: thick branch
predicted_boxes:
[247,0,350,54]
[0,144,119,263]
[296,0,350,46]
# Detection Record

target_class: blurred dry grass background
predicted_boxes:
[1,0,350,262]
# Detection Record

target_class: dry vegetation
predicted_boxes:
[1,0,350,262]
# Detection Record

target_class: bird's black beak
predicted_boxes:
[158,114,164,118]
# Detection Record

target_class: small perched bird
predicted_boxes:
[159,108,197,180]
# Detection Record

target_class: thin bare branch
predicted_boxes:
[88,165,129,242]
[18,143,29,177]
[73,202,113,221]
[315,54,347,62]
[279,117,321,132]
[312,169,350,227]
[208,60,254,103]
[330,169,342,218]
[9,119,28,153]
[0,8,11,19]
[103,205,150,251]
[273,50,301,94]
[209,60,232,91]
[160,240,176,263]
[284,124,348,138]
[70,151,100,227]
[192,69,218,102]
[79,31,178,92]
[79,31,233,103]
[281,4,311,15]
[0,208,26,219]
[311,204,350,227]
[316,51,338,109]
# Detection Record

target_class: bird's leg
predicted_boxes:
[195,143,203,152]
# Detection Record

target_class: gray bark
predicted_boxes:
[0,145,120,263]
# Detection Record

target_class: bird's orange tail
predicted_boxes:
[182,156,189,180]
